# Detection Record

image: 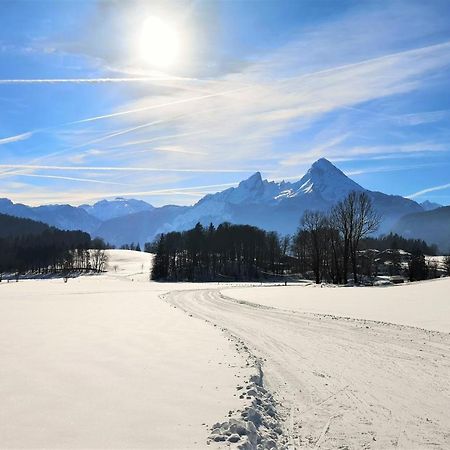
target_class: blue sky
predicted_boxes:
[0,0,450,206]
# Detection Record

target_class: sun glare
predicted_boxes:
[139,16,180,68]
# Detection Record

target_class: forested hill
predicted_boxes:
[0,213,105,276]
[0,213,51,238]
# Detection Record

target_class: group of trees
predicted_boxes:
[151,192,380,283]
[285,191,446,284]
[290,191,381,284]
[359,233,437,255]
[0,214,109,279]
[151,222,291,281]
[151,191,448,284]
[407,252,450,281]
[120,242,141,251]
[444,256,450,276]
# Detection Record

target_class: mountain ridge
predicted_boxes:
[1,158,440,247]
[393,206,450,253]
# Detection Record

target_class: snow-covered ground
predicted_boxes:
[225,278,450,332]
[1,250,449,449]
[168,287,450,449]
[0,250,252,449]
[104,249,154,282]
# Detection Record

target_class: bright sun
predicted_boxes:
[139,16,180,68]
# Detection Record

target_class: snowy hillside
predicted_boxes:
[104,249,154,281]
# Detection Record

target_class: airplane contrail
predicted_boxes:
[0,132,33,145]
[0,164,254,174]
[407,182,450,199]
[0,77,199,84]
[69,87,245,124]
[16,173,131,186]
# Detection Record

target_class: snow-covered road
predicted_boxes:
[166,288,450,449]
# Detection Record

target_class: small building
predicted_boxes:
[389,275,405,284]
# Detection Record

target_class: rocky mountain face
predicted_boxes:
[169,158,422,237]
[1,159,434,247]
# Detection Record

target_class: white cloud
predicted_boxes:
[15,173,131,186]
[407,183,450,199]
[4,1,450,204]
[0,131,33,145]
[0,164,254,174]
[0,76,194,84]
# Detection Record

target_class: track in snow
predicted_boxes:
[166,288,450,449]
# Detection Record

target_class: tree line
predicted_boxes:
[359,233,437,255]
[0,213,109,279]
[151,222,289,281]
[151,191,447,284]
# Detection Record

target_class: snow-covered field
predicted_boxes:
[0,251,252,449]
[225,278,450,333]
[1,250,449,449]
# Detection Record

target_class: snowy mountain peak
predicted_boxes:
[310,157,337,171]
[288,158,364,202]
[79,198,154,221]
[0,198,14,206]
[420,200,442,211]
[238,172,263,190]
[198,159,366,209]
[196,171,279,207]
[308,158,347,178]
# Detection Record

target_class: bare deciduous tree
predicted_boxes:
[301,211,328,284]
[331,192,380,284]
[91,249,109,273]
[443,255,450,276]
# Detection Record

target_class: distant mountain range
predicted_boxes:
[393,206,450,253]
[419,200,442,211]
[79,197,154,221]
[1,158,448,250]
[0,198,101,234]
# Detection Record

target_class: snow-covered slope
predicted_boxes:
[278,157,364,202]
[104,249,153,282]
[80,197,154,221]
[195,158,363,208]
[198,172,282,206]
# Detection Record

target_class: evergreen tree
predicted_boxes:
[408,250,428,281]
